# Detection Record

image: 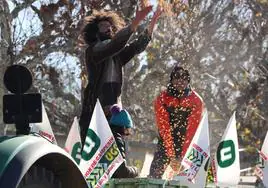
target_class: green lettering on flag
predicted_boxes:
[186,148,204,167]
[82,129,101,161]
[71,142,82,164]
[104,143,119,162]
[86,162,107,187]
[217,140,235,168]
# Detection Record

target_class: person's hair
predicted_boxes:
[81,10,126,45]
[170,65,191,82]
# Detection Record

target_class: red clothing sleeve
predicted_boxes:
[182,92,204,157]
[154,92,176,158]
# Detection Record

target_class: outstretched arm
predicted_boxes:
[154,93,176,159]
[148,5,163,35]
[90,6,152,64]
[118,5,163,65]
[131,5,153,32]
[118,28,151,65]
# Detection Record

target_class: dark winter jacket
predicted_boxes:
[79,25,151,143]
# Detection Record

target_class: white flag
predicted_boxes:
[64,116,82,165]
[181,110,210,181]
[260,131,268,161]
[173,110,210,187]
[174,157,210,188]
[260,131,268,187]
[212,112,240,187]
[30,103,57,144]
[262,162,268,187]
[79,99,124,188]
[140,152,154,177]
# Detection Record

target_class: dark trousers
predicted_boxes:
[149,139,170,179]
[100,82,121,107]
[79,84,95,146]
[79,82,121,146]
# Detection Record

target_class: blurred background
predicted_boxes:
[0,0,268,177]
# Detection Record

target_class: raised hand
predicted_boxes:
[148,5,163,35]
[139,0,150,9]
[131,5,153,31]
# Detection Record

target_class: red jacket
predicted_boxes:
[154,89,204,159]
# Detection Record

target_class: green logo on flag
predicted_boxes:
[217,140,235,168]
[71,142,82,164]
[82,129,101,161]
[186,148,204,167]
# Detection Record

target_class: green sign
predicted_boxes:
[71,142,82,164]
[82,129,101,161]
[217,140,236,168]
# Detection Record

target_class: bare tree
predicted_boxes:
[0,0,12,135]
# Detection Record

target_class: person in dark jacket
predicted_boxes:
[109,104,138,178]
[149,65,204,179]
[79,5,163,145]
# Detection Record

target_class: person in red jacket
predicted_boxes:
[149,65,204,179]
